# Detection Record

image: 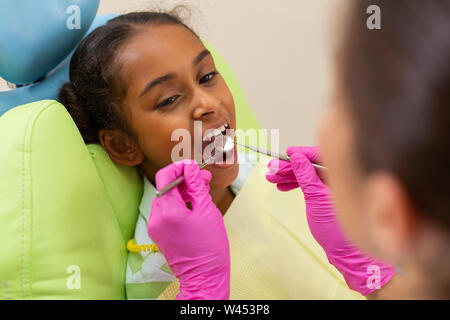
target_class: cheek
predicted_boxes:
[319,106,369,245]
[219,79,236,124]
[132,111,189,167]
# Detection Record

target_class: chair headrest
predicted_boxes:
[0,8,118,116]
[0,0,99,85]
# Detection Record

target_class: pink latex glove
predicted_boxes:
[266,146,396,296]
[147,159,230,300]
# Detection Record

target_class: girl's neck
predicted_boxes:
[210,186,235,216]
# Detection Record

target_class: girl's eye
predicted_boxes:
[156,95,180,109]
[199,71,218,84]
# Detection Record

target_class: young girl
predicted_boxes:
[58,10,253,299]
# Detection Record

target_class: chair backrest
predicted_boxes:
[0,100,142,299]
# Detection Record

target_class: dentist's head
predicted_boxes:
[320,0,450,295]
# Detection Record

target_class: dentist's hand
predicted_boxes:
[148,160,230,300]
[266,146,396,296]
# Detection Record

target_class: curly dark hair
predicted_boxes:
[341,0,450,229]
[58,10,198,144]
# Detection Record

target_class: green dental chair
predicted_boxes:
[0,1,261,299]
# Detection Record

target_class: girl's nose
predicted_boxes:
[191,87,221,119]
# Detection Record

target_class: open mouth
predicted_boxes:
[202,122,233,163]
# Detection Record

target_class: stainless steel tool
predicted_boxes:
[156,135,327,198]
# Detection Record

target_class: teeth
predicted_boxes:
[203,131,213,141]
[203,122,229,141]
[213,128,221,136]
[205,132,213,141]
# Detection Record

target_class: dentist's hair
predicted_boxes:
[58,9,198,144]
[341,0,450,228]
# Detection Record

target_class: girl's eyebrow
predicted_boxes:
[139,50,211,98]
[193,49,211,66]
[139,73,175,98]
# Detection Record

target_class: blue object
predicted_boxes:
[0,0,99,84]
[0,2,119,116]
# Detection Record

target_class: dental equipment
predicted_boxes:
[228,138,328,171]
[156,134,327,198]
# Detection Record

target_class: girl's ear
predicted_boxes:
[364,171,420,263]
[98,129,144,167]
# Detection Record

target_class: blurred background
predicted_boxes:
[0,0,348,149]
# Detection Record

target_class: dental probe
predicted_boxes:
[232,140,328,171]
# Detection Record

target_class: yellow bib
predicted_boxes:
[158,163,364,300]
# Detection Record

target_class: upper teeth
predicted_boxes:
[203,123,229,141]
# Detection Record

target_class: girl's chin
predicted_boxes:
[208,162,240,189]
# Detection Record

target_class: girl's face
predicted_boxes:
[107,24,238,188]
